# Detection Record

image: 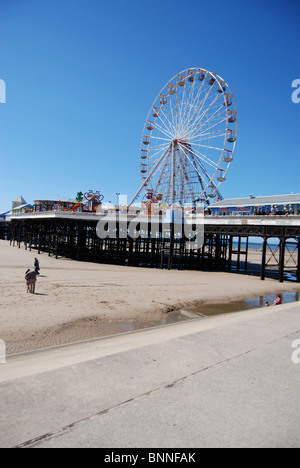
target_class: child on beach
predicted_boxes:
[274,295,282,305]
[25,269,30,293]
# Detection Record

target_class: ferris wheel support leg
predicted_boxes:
[216,189,223,201]
[129,181,148,207]
[129,147,170,206]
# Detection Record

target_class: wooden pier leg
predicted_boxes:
[261,236,267,281]
[168,221,174,270]
[38,227,42,254]
[215,234,220,269]
[244,237,249,272]
[76,223,84,261]
[279,237,286,283]
[18,222,21,249]
[228,235,233,271]
[297,238,300,283]
[237,236,241,271]
[24,222,28,251]
[29,224,33,251]
[12,221,16,247]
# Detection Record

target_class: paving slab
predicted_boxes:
[1,303,300,448]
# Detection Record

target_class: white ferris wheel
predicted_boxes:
[130,68,237,206]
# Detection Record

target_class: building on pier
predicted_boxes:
[210,194,300,216]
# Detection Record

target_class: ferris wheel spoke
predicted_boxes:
[179,84,192,133]
[185,78,202,125]
[152,121,174,140]
[167,89,178,131]
[150,135,172,143]
[188,83,216,128]
[180,78,196,125]
[175,87,189,137]
[195,112,228,137]
[194,93,224,135]
[180,82,211,136]
[157,105,178,138]
[186,102,226,139]
[148,141,170,153]
[178,92,196,138]
[187,117,227,142]
[186,95,225,140]
[189,128,227,143]
[197,95,225,129]
[189,150,219,174]
[155,115,176,140]
[169,92,179,135]
[191,142,225,152]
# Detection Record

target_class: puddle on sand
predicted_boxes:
[187,291,300,318]
[95,292,300,337]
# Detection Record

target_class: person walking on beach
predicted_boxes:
[25,269,38,294]
[34,257,40,275]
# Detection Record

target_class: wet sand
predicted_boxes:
[0,240,299,354]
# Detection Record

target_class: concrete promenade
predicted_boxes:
[1,303,300,448]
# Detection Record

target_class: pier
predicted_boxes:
[0,220,9,240]
[8,212,300,282]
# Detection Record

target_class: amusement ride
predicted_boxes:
[130,67,237,207]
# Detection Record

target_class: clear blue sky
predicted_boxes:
[0,0,299,212]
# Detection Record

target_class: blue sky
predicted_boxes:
[0,0,299,212]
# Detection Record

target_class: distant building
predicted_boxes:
[210,194,300,216]
[11,203,33,216]
[5,196,33,220]
[12,195,27,210]
[0,211,9,219]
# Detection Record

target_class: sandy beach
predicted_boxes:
[0,239,299,354]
